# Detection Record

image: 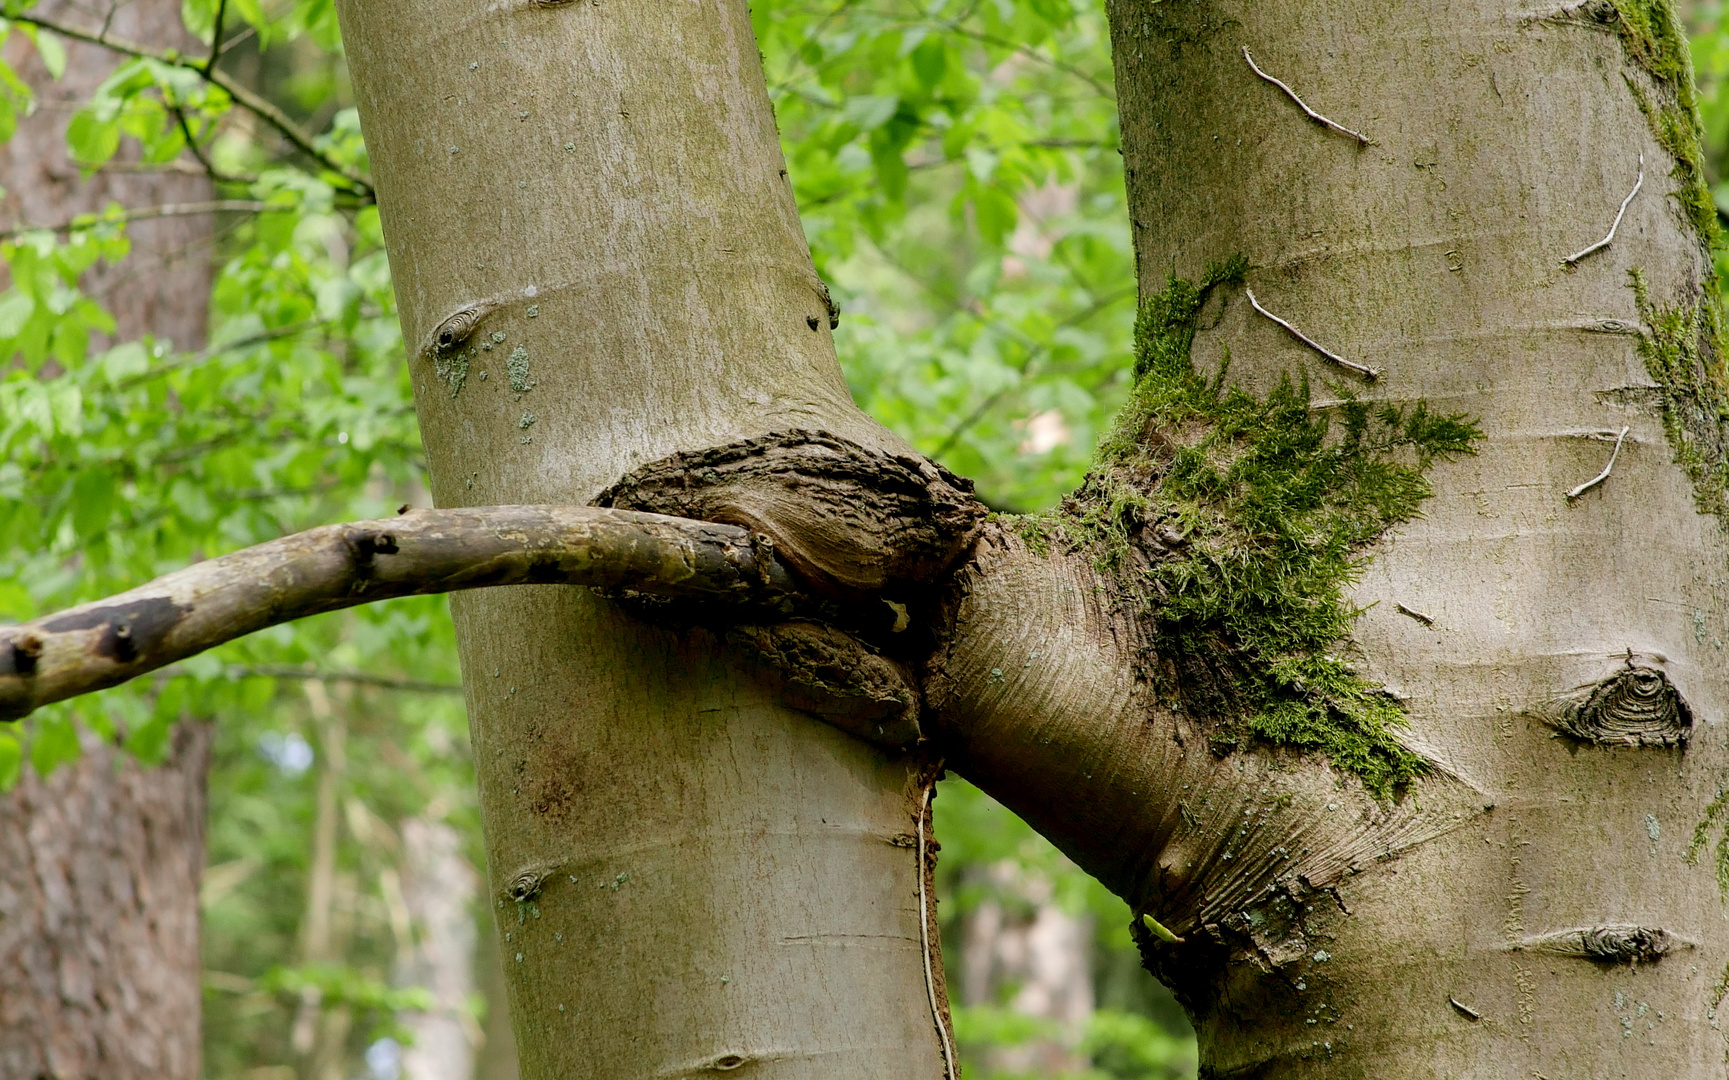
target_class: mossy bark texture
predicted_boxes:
[933,0,1729,1074]
[333,2,948,1077]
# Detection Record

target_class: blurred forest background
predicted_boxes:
[2,0,1726,1077]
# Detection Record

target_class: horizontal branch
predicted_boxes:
[0,506,799,722]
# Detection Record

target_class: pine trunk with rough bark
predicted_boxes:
[0,1,213,1076]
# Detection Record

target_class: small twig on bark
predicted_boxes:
[1246,288,1381,380]
[7,11,374,198]
[1566,426,1631,501]
[0,200,269,241]
[0,506,803,722]
[1564,155,1643,266]
[1395,603,1436,627]
[1242,46,1369,145]
[917,778,959,1080]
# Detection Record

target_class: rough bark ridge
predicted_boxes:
[0,722,210,1080]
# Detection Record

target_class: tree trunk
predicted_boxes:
[0,2,213,1077]
[929,0,1729,1075]
[332,2,952,1077]
[22,0,1729,1076]
[397,817,482,1080]
[0,722,211,1080]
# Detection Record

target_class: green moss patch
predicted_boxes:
[1629,269,1729,525]
[1056,259,1479,797]
[1607,0,1720,244]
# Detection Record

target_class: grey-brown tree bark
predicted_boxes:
[0,1,213,1076]
[8,0,1729,1078]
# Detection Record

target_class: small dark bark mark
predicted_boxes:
[7,632,44,677]
[1518,925,1684,964]
[423,299,502,358]
[1551,666,1692,747]
[40,597,188,663]
[506,870,547,903]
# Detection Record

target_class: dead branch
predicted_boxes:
[0,506,799,722]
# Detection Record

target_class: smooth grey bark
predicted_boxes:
[928,1,1729,1076]
[0,3,213,1076]
[332,2,952,1077]
[14,1,1724,1077]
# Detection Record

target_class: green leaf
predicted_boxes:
[100,340,150,383]
[66,109,121,168]
[0,732,20,791]
[29,713,80,777]
[911,38,948,89]
[842,94,899,133]
[33,29,64,79]
[0,289,32,338]
[70,468,115,537]
[972,184,1018,247]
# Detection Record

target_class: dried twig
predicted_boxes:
[0,507,802,722]
[1242,46,1369,145]
[1566,426,1631,501]
[157,664,464,695]
[1564,155,1643,266]
[1246,288,1381,380]
[0,200,269,241]
[1395,603,1436,627]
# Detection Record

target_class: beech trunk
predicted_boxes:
[315,0,1729,1077]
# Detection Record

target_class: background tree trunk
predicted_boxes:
[397,817,483,1080]
[0,1,213,1076]
[957,862,1094,1074]
[0,722,211,1079]
[333,1,952,1076]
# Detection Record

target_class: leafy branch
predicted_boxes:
[6,10,373,198]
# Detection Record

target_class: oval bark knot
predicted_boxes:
[504,869,547,903]
[1517,925,1687,964]
[1552,666,1692,747]
[593,430,987,602]
[422,299,504,358]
